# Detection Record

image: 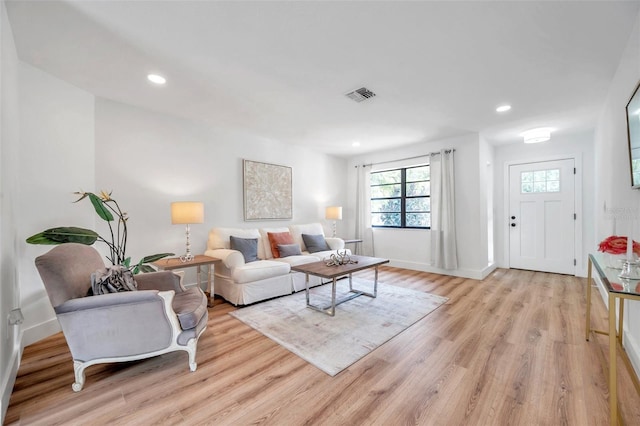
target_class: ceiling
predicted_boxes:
[5,1,640,157]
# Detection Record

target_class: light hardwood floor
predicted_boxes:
[5,267,640,425]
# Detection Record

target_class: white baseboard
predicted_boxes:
[624,330,640,379]
[22,318,60,348]
[1,331,22,424]
[387,259,496,280]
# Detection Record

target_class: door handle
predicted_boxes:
[511,216,516,220]
[511,223,516,227]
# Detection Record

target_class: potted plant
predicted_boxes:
[26,191,173,274]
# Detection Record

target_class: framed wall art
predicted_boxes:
[243,159,292,221]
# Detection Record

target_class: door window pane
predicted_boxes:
[521,168,560,193]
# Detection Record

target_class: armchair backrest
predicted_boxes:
[35,243,105,308]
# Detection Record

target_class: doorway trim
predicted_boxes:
[503,153,583,275]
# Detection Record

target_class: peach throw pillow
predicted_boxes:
[267,232,294,258]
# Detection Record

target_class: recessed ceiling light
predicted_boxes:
[522,128,552,144]
[147,74,166,85]
[352,141,361,147]
[496,105,511,113]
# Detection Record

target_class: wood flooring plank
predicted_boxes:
[6,266,640,425]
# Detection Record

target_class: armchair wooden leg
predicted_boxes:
[186,338,198,372]
[72,360,86,392]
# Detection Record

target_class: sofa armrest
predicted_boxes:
[136,271,183,292]
[204,249,245,269]
[325,237,345,251]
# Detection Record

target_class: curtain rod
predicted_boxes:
[355,148,455,168]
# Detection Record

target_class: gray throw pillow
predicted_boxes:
[302,234,330,253]
[230,236,259,263]
[278,243,302,257]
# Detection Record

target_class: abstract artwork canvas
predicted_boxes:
[243,159,292,220]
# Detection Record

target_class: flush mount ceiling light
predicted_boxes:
[522,128,552,144]
[496,104,511,113]
[147,74,166,85]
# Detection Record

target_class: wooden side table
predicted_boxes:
[153,255,220,308]
[342,239,363,254]
[342,239,363,245]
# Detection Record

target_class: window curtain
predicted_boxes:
[355,165,374,256]
[430,149,458,269]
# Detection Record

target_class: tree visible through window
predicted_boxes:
[370,165,430,228]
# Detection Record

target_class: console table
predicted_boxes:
[586,253,640,425]
[153,255,220,308]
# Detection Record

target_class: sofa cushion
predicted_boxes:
[273,254,319,267]
[289,223,325,251]
[267,232,294,258]
[302,234,330,253]
[230,236,259,263]
[232,260,290,284]
[172,287,207,330]
[278,243,302,257]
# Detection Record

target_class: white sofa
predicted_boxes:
[204,223,349,305]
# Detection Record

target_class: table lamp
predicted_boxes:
[325,206,342,237]
[171,201,204,262]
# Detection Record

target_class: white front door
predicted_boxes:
[509,159,575,274]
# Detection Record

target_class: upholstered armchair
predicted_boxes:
[35,243,208,391]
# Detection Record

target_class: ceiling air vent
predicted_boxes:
[345,87,376,103]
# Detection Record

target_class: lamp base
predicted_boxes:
[180,224,194,262]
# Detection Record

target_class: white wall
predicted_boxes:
[493,130,595,277]
[94,98,348,286]
[1,1,20,420]
[347,133,495,279]
[479,136,495,265]
[593,11,640,375]
[17,62,95,345]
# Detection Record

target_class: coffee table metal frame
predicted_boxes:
[291,255,389,316]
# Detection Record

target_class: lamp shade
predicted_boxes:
[171,202,204,224]
[325,206,343,220]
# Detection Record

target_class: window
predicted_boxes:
[370,165,430,228]
[520,168,560,193]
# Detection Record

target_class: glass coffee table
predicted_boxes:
[291,255,389,316]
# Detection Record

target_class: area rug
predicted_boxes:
[229,281,448,376]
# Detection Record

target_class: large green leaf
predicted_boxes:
[138,264,156,273]
[36,227,99,245]
[88,193,114,222]
[140,253,174,263]
[26,233,62,245]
